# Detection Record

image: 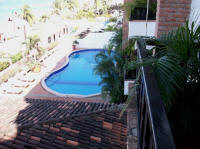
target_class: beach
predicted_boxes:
[0,0,54,21]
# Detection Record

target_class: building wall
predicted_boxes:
[156,0,192,37]
[190,0,200,24]
[122,0,132,44]
[128,20,156,37]
[123,0,193,39]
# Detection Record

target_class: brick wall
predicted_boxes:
[156,0,192,37]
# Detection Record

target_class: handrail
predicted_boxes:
[135,39,176,149]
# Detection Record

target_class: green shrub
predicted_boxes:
[108,17,117,22]
[94,28,136,103]
[104,25,118,31]
[47,41,58,51]
[11,52,23,64]
[0,67,22,83]
[0,61,10,72]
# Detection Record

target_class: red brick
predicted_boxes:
[156,0,192,37]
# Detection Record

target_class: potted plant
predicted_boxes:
[28,61,41,73]
[72,40,79,51]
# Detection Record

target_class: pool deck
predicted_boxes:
[25,53,106,103]
[0,33,112,103]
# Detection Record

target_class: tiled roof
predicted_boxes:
[0,98,127,149]
[15,98,123,126]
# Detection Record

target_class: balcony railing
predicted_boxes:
[135,39,176,149]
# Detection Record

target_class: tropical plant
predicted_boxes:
[10,52,23,64]
[22,35,43,58]
[94,28,136,103]
[0,67,22,83]
[157,20,200,137]
[47,41,58,51]
[40,15,49,22]
[28,60,41,72]
[127,20,200,137]
[104,25,118,31]
[64,0,79,11]
[52,0,64,15]
[108,17,118,22]
[20,5,35,26]
[0,61,10,72]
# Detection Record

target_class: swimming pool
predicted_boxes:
[42,49,105,97]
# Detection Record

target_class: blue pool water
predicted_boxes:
[45,49,104,96]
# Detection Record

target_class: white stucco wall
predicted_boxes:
[190,0,200,24]
[128,21,156,38]
[77,32,114,49]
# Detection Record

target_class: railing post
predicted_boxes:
[134,39,176,149]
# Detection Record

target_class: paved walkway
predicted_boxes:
[0,36,25,55]
[0,36,71,98]
[0,31,137,149]
[0,33,108,103]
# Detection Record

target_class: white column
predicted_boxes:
[190,0,200,24]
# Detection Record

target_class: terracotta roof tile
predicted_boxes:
[0,98,127,149]
[103,121,113,130]
[66,140,79,146]
[0,111,127,149]
[14,98,121,127]
[90,136,102,143]
[30,136,41,142]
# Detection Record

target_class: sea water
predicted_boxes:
[0,0,54,21]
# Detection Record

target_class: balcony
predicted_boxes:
[127,39,176,149]
[127,6,156,38]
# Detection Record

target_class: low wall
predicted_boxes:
[128,20,156,38]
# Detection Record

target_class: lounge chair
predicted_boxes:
[2,86,23,94]
[18,75,35,82]
[9,80,30,88]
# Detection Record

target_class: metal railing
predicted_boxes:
[135,39,176,149]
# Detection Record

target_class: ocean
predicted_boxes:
[0,0,54,21]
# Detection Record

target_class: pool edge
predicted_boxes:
[41,49,102,98]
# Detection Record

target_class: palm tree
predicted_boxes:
[22,35,42,57]
[127,20,200,137]
[20,5,35,26]
[40,15,49,22]
[64,0,79,11]
[94,28,136,103]
[52,0,63,15]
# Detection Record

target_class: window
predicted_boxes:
[130,8,156,20]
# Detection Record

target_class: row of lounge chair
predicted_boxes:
[0,71,36,95]
[0,48,57,95]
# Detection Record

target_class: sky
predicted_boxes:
[0,0,123,21]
